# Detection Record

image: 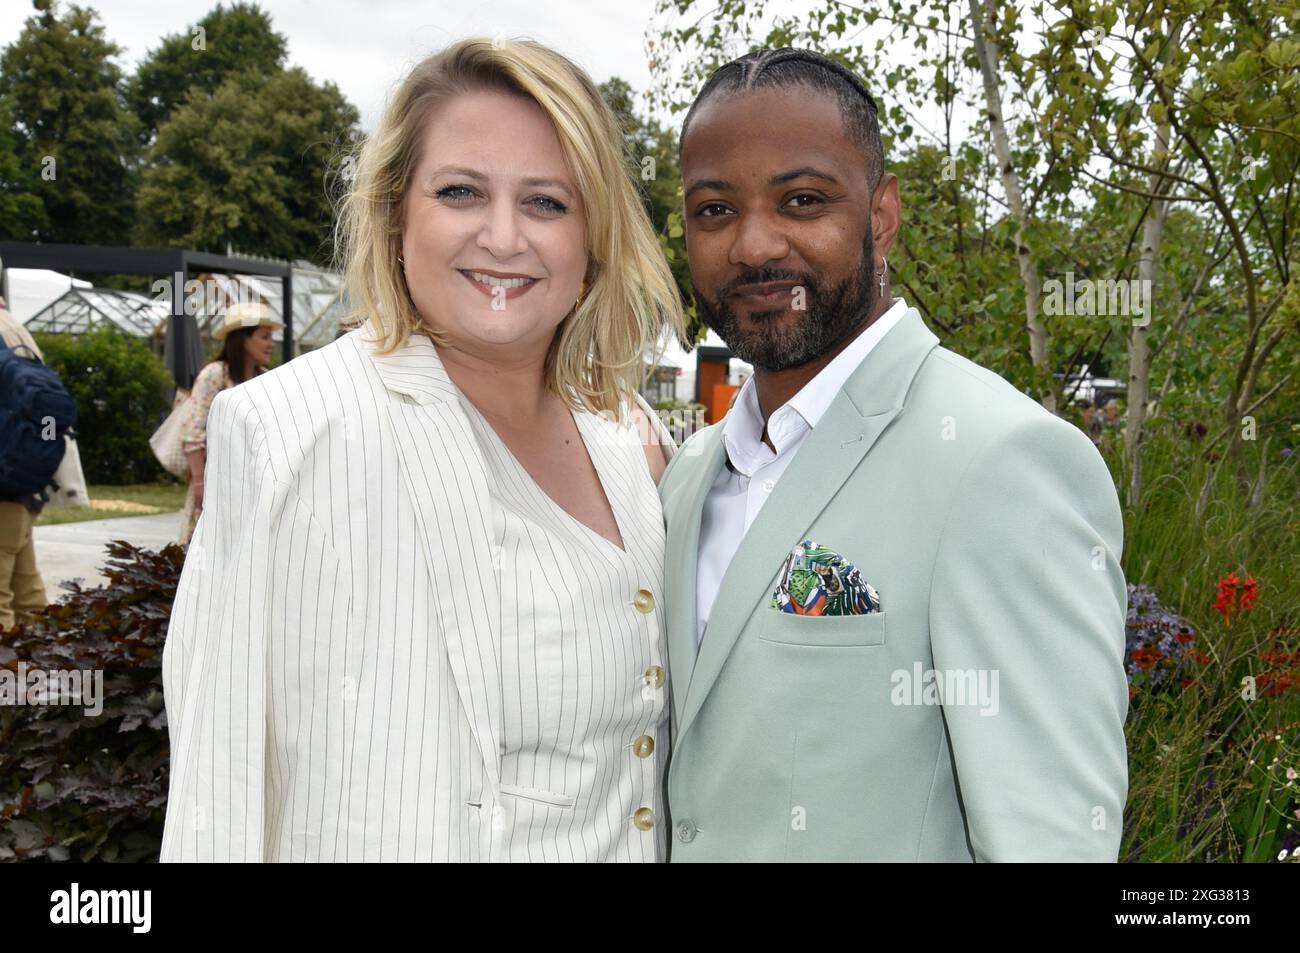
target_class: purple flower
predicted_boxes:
[1125,583,1199,693]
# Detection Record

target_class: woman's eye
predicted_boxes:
[435,185,475,202]
[529,195,567,215]
[696,203,731,218]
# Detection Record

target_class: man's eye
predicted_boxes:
[787,194,824,209]
[697,203,731,217]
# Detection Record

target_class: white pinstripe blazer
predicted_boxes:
[159,324,668,862]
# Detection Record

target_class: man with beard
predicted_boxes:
[657,48,1129,861]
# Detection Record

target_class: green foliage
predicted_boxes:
[0,0,359,265]
[0,541,178,862]
[0,0,141,244]
[1110,427,1300,861]
[0,94,48,240]
[600,77,699,341]
[126,1,289,146]
[34,327,173,486]
[1032,0,1300,430]
[133,66,360,265]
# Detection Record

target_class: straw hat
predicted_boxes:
[213,301,285,340]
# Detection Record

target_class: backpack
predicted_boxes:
[0,339,77,502]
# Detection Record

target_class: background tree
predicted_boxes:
[133,66,360,264]
[1033,0,1300,500]
[0,94,48,241]
[600,77,697,342]
[126,1,288,148]
[0,0,140,245]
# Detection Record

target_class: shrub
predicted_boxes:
[0,541,178,862]
[34,327,174,485]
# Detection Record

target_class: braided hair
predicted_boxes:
[679,48,885,189]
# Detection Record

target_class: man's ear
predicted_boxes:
[871,172,901,261]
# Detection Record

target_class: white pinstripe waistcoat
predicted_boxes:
[159,323,674,862]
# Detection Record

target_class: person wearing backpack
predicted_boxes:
[0,301,75,630]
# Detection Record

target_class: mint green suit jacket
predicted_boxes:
[659,308,1128,861]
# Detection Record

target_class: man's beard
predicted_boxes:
[693,234,875,372]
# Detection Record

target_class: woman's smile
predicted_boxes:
[458,268,542,299]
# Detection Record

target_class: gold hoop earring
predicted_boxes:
[574,279,589,309]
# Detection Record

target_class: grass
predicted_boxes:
[1108,424,1300,862]
[34,482,188,527]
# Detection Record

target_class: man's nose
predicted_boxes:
[728,208,790,268]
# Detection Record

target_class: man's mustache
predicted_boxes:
[716,268,818,298]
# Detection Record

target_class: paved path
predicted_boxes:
[32,511,184,596]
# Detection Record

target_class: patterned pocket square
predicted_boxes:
[770,540,881,616]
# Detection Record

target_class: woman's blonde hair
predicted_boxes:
[334,37,685,416]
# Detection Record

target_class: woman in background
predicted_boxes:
[176,301,281,545]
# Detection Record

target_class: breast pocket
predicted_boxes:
[757,608,887,647]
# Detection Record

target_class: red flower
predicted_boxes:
[1132,646,1162,670]
[1213,572,1260,623]
[1213,573,1238,621]
[1193,651,1211,666]
[1175,632,1194,644]
[1240,576,1259,611]
[1180,678,1194,689]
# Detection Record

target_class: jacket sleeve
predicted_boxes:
[160,387,283,861]
[928,414,1129,861]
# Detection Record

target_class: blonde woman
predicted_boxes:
[176,301,282,545]
[160,38,685,862]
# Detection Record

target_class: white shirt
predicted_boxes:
[460,397,669,862]
[695,297,908,646]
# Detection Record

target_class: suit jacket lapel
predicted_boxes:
[678,309,939,740]
[356,325,503,791]
[662,426,726,728]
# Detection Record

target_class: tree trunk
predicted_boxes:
[1126,16,1181,505]
[969,0,1052,411]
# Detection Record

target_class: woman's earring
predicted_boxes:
[398,255,404,264]
[877,257,888,297]
[575,279,588,308]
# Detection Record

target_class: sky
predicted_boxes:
[0,0,668,132]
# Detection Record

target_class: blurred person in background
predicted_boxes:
[176,301,281,545]
[0,296,49,629]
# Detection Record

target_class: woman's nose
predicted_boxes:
[476,200,528,259]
